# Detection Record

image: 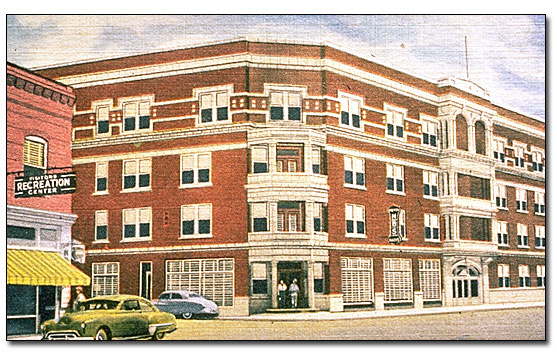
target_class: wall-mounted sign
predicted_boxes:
[14,172,76,198]
[388,205,402,244]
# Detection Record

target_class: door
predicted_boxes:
[140,262,152,300]
[452,265,481,305]
[38,286,56,325]
[277,261,307,308]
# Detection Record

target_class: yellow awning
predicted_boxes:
[7,249,90,286]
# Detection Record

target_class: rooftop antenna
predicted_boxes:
[465,35,470,79]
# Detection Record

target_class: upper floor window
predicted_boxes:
[385,108,405,139]
[181,153,211,186]
[346,204,365,238]
[423,170,439,198]
[514,144,526,168]
[95,210,109,242]
[498,264,510,288]
[23,136,47,176]
[455,115,468,151]
[532,150,544,173]
[516,188,528,213]
[535,226,545,249]
[276,144,303,172]
[96,105,110,135]
[123,207,151,240]
[340,95,361,129]
[344,155,365,188]
[250,202,269,232]
[123,159,151,191]
[95,161,108,193]
[251,145,269,174]
[277,201,304,232]
[123,100,150,132]
[496,221,508,247]
[200,91,229,123]
[493,139,506,163]
[495,184,507,209]
[181,204,212,237]
[422,119,438,147]
[534,191,545,215]
[474,121,486,155]
[386,164,404,194]
[313,202,328,233]
[517,223,529,248]
[424,214,440,242]
[312,146,326,175]
[270,91,301,121]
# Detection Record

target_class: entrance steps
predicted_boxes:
[266,308,320,314]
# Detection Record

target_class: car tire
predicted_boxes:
[181,312,193,319]
[95,328,110,340]
[151,332,165,340]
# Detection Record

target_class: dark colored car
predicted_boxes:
[154,290,219,319]
[40,295,177,340]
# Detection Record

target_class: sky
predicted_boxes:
[5,14,546,121]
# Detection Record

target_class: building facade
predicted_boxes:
[6,63,90,335]
[37,39,545,316]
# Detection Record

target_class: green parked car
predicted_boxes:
[40,295,177,340]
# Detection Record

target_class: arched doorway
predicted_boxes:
[452,263,481,305]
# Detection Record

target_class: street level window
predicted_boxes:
[123,159,151,191]
[96,105,110,135]
[181,204,212,237]
[534,192,545,215]
[419,259,441,301]
[123,207,151,240]
[496,221,509,247]
[516,188,528,212]
[346,204,365,238]
[23,136,46,176]
[313,263,325,294]
[200,91,229,123]
[251,263,267,295]
[387,163,404,194]
[95,161,108,193]
[340,95,361,129]
[123,100,150,132]
[498,264,510,288]
[535,226,545,249]
[341,257,373,304]
[424,214,440,241]
[95,210,109,241]
[181,153,211,186]
[519,264,531,287]
[536,265,545,287]
[517,223,529,248]
[92,262,119,297]
[383,258,413,302]
[344,155,365,187]
[270,91,302,121]
[423,171,439,198]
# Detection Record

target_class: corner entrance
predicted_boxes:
[278,261,307,308]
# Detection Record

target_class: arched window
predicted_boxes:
[452,265,479,298]
[455,115,468,151]
[23,136,47,176]
[475,121,486,155]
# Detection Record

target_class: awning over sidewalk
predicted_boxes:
[7,248,90,286]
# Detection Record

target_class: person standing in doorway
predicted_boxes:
[72,286,86,310]
[289,279,300,309]
[278,280,287,308]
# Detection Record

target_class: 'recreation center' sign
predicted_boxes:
[15,172,76,198]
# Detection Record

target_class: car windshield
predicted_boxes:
[75,300,120,311]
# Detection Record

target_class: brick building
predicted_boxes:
[6,62,90,335]
[36,39,545,316]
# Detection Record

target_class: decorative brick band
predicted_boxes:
[7,73,75,107]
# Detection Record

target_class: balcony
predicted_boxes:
[248,231,328,245]
[246,173,328,202]
[443,240,498,253]
[440,195,496,214]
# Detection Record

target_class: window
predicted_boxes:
[270,91,301,121]
[123,208,151,240]
[534,192,545,215]
[457,174,490,200]
[313,263,325,294]
[535,226,545,249]
[92,262,119,297]
[276,144,303,172]
[498,264,510,288]
[493,139,506,163]
[166,258,234,306]
[518,265,531,288]
[95,210,108,241]
[386,109,404,138]
[277,201,304,232]
[340,95,361,128]
[475,121,486,155]
[532,150,544,172]
[517,223,529,248]
[123,100,150,132]
[536,265,545,287]
[495,184,507,209]
[514,145,525,168]
[313,203,328,233]
[181,153,211,186]
[95,161,108,193]
[200,91,229,123]
[312,146,326,174]
[398,210,407,240]
[96,105,110,135]
[422,120,438,147]
[344,155,365,187]
[7,225,35,240]
[341,257,373,304]
[386,164,404,193]
[346,204,365,237]
[496,221,509,247]
[251,145,269,173]
[123,159,151,191]
[453,265,479,298]
[516,188,527,212]
[250,203,268,232]
[423,171,439,198]
[424,214,440,241]
[181,204,212,237]
[251,263,268,295]
[23,136,46,176]
[383,258,413,302]
[419,259,441,301]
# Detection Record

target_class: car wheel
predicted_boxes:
[151,331,165,340]
[181,312,193,319]
[95,328,110,340]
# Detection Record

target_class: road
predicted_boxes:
[167,307,545,340]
